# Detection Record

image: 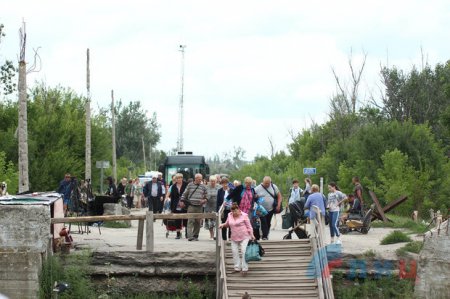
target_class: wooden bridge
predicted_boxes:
[216,205,334,299]
[225,239,319,298]
[51,205,334,298]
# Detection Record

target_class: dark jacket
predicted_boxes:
[169,181,188,212]
[217,187,230,211]
[106,182,118,197]
[57,180,72,200]
[143,181,163,198]
[226,185,256,207]
[117,183,125,196]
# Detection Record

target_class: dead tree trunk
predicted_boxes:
[18,22,29,193]
[85,48,92,181]
[111,90,117,182]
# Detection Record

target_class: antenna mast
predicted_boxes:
[177,45,186,152]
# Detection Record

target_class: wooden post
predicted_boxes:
[146,211,154,252]
[369,190,388,222]
[412,211,418,223]
[136,219,144,250]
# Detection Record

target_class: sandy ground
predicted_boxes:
[70,209,422,260]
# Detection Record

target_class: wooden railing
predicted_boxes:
[51,212,216,252]
[215,205,228,299]
[310,205,334,299]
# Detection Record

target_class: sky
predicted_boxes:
[1,0,450,161]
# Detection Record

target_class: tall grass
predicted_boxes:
[39,251,96,299]
[396,241,424,256]
[332,272,415,299]
[372,215,428,234]
[380,230,412,245]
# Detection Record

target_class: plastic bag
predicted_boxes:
[245,240,262,262]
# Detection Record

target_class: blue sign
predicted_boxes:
[303,168,316,175]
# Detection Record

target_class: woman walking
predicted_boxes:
[133,178,144,208]
[327,182,346,244]
[205,176,220,240]
[219,203,255,276]
[167,173,188,239]
[217,177,232,240]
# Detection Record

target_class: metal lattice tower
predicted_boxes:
[177,45,186,152]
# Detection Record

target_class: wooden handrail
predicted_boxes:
[215,204,228,299]
[311,205,335,299]
[51,212,217,252]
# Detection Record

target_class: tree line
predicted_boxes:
[0,24,163,193]
[230,60,450,217]
[0,84,162,193]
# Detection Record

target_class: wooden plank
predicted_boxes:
[228,284,317,289]
[52,214,145,223]
[153,212,216,220]
[381,195,408,214]
[371,195,408,221]
[227,276,315,282]
[51,212,217,223]
[228,289,317,295]
[136,219,144,250]
[369,190,388,222]
[146,211,154,252]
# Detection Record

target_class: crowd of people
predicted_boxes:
[58,172,365,276]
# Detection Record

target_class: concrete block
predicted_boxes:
[0,205,51,252]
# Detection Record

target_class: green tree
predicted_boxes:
[115,100,161,167]
[0,24,17,97]
[26,85,111,192]
[376,149,432,215]
[0,151,18,194]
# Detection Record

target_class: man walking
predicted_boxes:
[143,176,163,214]
[180,174,207,241]
[254,176,282,240]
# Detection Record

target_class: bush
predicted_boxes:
[39,251,95,299]
[380,230,412,245]
[396,241,424,256]
[372,215,428,234]
[333,274,415,299]
[362,249,377,258]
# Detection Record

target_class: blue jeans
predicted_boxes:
[329,211,340,238]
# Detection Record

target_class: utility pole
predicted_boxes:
[18,21,29,193]
[142,137,146,171]
[85,48,92,182]
[177,45,186,153]
[111,90,117,182]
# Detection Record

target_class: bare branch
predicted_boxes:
[19,21,26,62]
[268,136,275,159]
[27,47,42,73]
[331,66,347,97]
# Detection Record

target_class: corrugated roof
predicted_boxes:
[0,192,61,205]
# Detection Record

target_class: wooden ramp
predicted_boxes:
[225,239,319,299]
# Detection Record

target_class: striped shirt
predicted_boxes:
[180,182,207,206]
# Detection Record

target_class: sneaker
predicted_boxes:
[335,239,342,245]
[262,237,268,240]
[188,237,195,241]
[194,237,199,241]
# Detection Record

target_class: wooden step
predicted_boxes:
[227,276,316,283]
[227,288,319,296]
[227,281,317,290]
[228,295,318,299]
